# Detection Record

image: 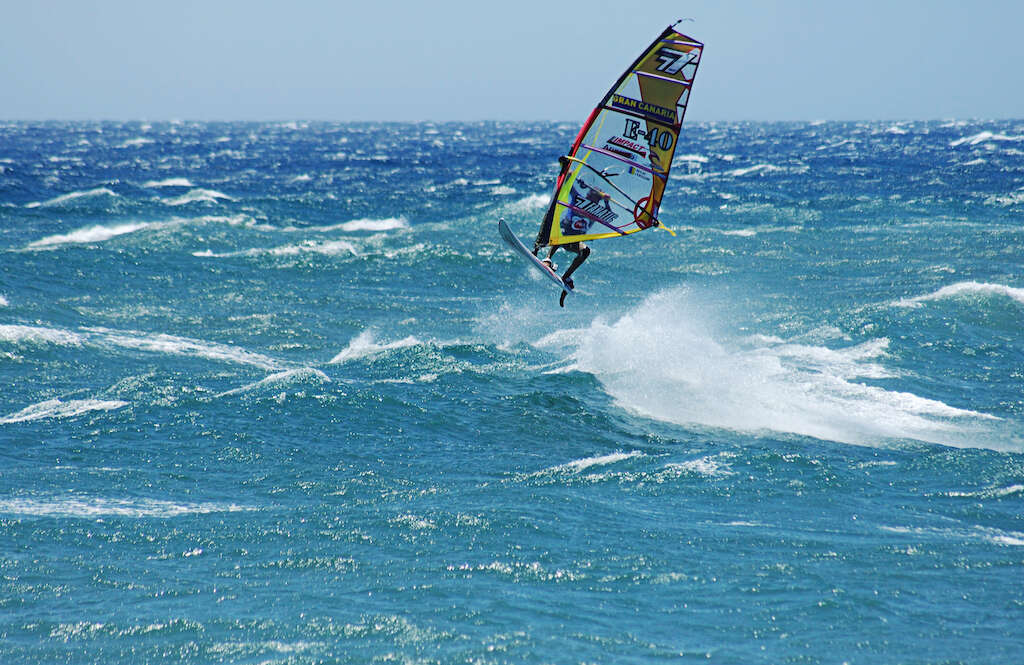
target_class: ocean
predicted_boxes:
[1,119,1022,663]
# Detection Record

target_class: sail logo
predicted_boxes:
[611,94,676,124]
[654,47,697,75]
[606,135,647,158]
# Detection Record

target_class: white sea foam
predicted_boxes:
[559,288,999,448]
[329,330,421,363]
[25,222,153,249]
[895,281,1024,308]
[217,367,330,397]
[0,324,84,346]
[142,177,193,188]
[0,398,128,424]
[0,496,254,518]
[950,131,1024,147]
[25,187,118,208]
[0,295,7,307]
[161,188,234,206]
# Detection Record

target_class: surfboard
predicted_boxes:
[498,218,573,297]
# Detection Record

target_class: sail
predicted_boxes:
[536,25,702,248]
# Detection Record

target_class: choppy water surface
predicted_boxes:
[1,120,1023,663]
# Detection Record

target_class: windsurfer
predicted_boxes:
[533,156,595,306]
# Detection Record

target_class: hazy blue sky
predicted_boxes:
[2,0,1021,122]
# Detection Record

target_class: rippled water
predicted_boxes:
[1,120,1023,663]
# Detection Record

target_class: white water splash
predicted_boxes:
[554,288,1003,449]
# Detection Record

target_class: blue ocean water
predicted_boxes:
[1,119,1023,663]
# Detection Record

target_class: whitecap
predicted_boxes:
[217,367,330,397]
[521,452,644,479]
[663,454,736,478]
[728,164,784,177]
[0,398,128,424]
[880,524,1024,547]
[117,137,154,148]
[0,496,254,518]
[161,188,234,206]
[984,191,1024,207]
[142,177,193,188]
[25,222,152,249]
[950,131,1024,147]
[895,281,1024,308]
[0,324,84,346]
[943,484,1024,499]
[25,187,118,208]
[330,217,408,232]
[328,330,420,364]
[84,326,285,370]
[504,193,548,213]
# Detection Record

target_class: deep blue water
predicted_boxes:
[1,120,1023,663]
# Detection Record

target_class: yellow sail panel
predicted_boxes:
[540,26,702,247]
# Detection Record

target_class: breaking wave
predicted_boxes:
[895,281,1024,308]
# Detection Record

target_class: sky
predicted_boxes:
[2,0,1022,122]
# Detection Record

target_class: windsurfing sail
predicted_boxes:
[534,23,702,250]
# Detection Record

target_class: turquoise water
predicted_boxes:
[1,120,1023,663]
